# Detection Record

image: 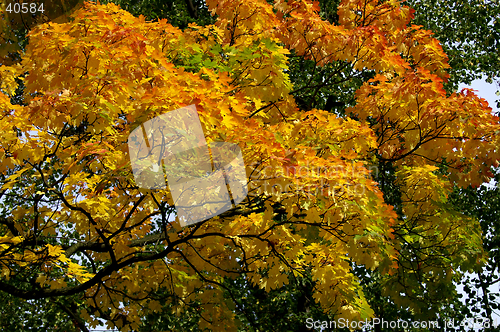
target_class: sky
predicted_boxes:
[459,78,500,115]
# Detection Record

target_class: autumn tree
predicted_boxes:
[98,0,215,29]
[133,0,500,330]
[0,0,499,331]
[0,0,85,66]
[407,0,500,98]
[406,0,500,328]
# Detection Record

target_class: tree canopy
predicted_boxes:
[0,0,499,330]
[407,0,500,97]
